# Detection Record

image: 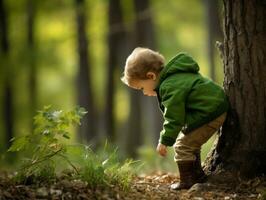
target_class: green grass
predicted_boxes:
[67,144,138,190]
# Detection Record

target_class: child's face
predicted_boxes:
[129,72,158,96]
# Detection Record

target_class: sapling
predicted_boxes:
[8,106,87,184]
[8,106,138,190]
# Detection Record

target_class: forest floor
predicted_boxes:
[0,172,265,200]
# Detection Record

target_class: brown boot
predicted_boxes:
[194,152,207,183]
[170,161,197,190]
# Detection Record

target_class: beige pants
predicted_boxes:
[174,112,227,162]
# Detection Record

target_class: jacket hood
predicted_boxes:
[158,52,200,83]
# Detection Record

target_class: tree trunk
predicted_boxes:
[126,89,143,157]
[0,0,14,150]
[133,0,163,147]
[205,0,266,178]
[105,0,128,143]
[27,0,37,129]
[0,0,8,52]
[125,0,163,157]
[75,0,96,144]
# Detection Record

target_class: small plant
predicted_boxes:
[8,106,138,190]
[8,105,87,184]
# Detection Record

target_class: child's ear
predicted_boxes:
[146,72,157,80]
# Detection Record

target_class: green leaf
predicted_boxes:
[8,136,29,152]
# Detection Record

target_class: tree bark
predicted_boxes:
[205,0,266,178]
[75,0,96,144]
[0,0,14,150]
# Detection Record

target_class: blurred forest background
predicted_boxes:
[0,0,223,172]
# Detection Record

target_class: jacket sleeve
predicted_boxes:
[159,84,187,146]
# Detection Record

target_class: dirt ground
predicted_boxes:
[0,172,265,200]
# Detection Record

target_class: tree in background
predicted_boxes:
[204,0,222,81]
[205,0,266,178]
[0,0,14,150]
[133,0,163,146]
[0,0,235,161]
[105,0,129,143]
[27,0,37,130]
[75,0,96,144]
[125,0,163,157]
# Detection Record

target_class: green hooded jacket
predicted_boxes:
[154,52,229,146]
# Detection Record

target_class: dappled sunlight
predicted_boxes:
[38,16,72,42]
[115,87,130,123]
[2,0,257,198]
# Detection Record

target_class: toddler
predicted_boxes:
[121,47,229,190]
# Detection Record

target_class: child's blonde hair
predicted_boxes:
[121,47,165,85]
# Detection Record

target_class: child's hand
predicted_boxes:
[156,143,167,157]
